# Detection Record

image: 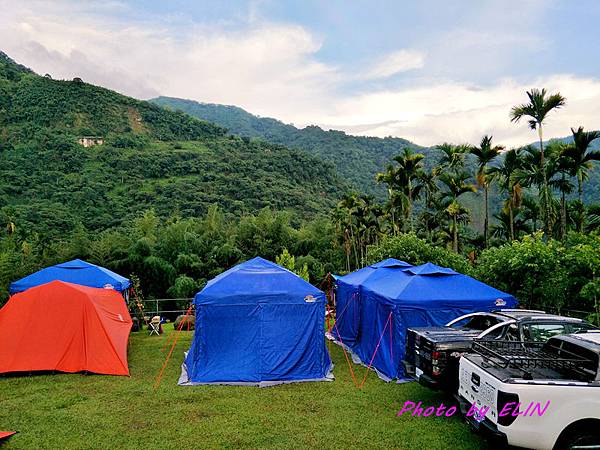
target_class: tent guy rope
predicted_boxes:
[153,305,193,390]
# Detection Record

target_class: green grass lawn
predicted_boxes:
[0,329,487,449]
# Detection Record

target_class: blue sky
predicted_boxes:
[2,0,600,146]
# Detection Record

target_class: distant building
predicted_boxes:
[78,136,104,147]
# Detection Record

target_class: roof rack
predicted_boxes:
[471,340,594,380]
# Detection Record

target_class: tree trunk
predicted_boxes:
[509,202,515,241]
[538,125,551,235]
[484,184,489,248]
[560,185,566,241]
[349,223,359,270]
[453,215,458,253]
[578,173,584,232]
[345,249,350,273]
[389,189,396,236]
[408,180,413,232]
[594,273,599,326]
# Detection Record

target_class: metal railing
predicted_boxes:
[130,297,193,318]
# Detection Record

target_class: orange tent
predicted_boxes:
[0,280,132,376]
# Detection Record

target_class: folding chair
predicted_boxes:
[149,316,161,336]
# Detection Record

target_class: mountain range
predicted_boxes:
[152,96,600,207]
[0,51,347,237]
[151,96,430,198]
[1,49,597,240]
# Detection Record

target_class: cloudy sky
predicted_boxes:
[2,0,599,147]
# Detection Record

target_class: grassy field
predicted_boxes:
[0,329,487,449]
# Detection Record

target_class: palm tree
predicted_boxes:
[376,148,424,232]
[437,143,469,169]
[521,195,541,232]
[393,149,424,231]
[554,146,575,239]
[553,165,575,240]
[567,200,586,234]
[488,148,523,241]
[516,145,560,234]
[510,88,566,235]
[375,165,400,235]
[353,194,382,265]
[419,194,447,243]
[587,204,600,232]
[336,193,361,270]
[438,171,477,252]
[417,168,439,209]
[470,135,504,247]
[562,127,600,229]
[491,208,531,241]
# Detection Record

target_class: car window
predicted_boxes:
[455,315,502,331]
[502,323,519,341]
[480,323,508,340]
[522,323,568,342]
[569,322,597,334]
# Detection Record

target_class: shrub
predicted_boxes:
[475,233,568,311]
[367,233,472,275]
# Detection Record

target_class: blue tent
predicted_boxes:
[180,257,333,386]
[333,261,518,381]
[333,258,412,347]
[9,259,130,294]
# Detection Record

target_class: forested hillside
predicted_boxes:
[0,52,347,237]
[152,96,600,206]
[151,96,427,197]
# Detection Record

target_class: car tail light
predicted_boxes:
[497,390,519,426]
[432,351,444,376]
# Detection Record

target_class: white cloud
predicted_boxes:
[360,50,425,79]
[0,0,598,149]
[317,75,600,147]
[0,0,341,117]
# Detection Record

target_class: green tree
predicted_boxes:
[376,148,425,232]
[276,248,310,281]
[367,232,472,274]
[565,127,600,201]
[561,127,600,230]
[488,148,523,241]
[476,233,568,311]
[510,88,566,234]
[491,208,530,242]
[436,143,469,169]
[438,171,477,252]
[167,275,198,298]
[516,145,560,235]
[470,135,503,247]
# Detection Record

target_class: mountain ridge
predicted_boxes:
[151,95,600,206]
[0,52,348,237]
[151,96,431,198]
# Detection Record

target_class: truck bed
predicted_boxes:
[411,327,482,344]
[463,339,598,383]
[463,353,577,383]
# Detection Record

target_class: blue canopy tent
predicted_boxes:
[333,258,412,347]
[332,261,517,381]
[179,257,333,386]
[9,259,130,295]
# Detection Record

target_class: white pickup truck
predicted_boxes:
[457,332,600,450]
